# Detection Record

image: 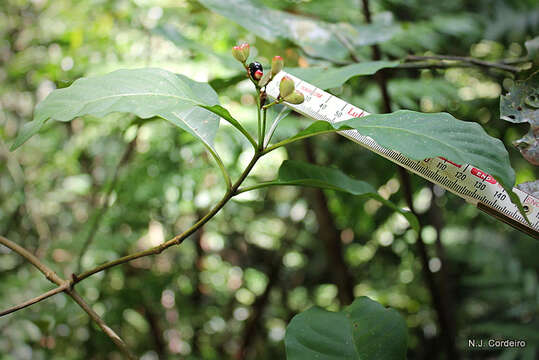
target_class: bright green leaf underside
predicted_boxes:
[285,297,407,360]
[11,68,221,150]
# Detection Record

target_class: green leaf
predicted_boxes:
[198,0,349,60]
[249,160,419,232]
[11,68,221,150]
[337,110,516,190]
[285,297,407,360]
[285,61,399,90]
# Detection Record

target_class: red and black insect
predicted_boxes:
[248,62,263,80]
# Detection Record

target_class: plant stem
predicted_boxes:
[257,92,262,146]
[262,100,280,110]
[261,108,267,148]
[0,236,134,359]
[67,289,136,360]
[405,54,520,73]
[0,284,69,316]
[0,235,64,285]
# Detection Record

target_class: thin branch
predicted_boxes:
[257,93,262,148]
[333,31,362,63]
[397,62,474,70]
[67,289,136,360]
[3,107,270,355]
[262,107,268,144]
[405,54,520,72]
[0,235,134,358]
[297,47,352,66]
[501,56,530,65]
[0,284,68,316]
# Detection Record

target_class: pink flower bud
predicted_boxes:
[232,43,250,63]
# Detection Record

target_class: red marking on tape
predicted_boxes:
[299,85,312,93]
[347,107,365,118]
[298,85,324,98]
[438,157,461,168]
[524,197,539,207]
[471,168,496,184]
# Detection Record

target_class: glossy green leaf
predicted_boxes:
[285,297,407,360]
[198,0,349,60]
[285,61,399,90]
[248,160,419,232]
[11,68,221,150]
[337,110,516,189]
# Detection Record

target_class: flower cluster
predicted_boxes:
[231,43,304,106]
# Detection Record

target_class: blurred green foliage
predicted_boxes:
[0,0,538,359]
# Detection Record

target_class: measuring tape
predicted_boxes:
[266,71,539,239]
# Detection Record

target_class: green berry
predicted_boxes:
[279,76,295,98]
[284,90,304,104]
